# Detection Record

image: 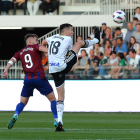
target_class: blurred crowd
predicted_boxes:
[42,7,140,80]
[0,0,59,15]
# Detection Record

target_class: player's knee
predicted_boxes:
[46,91,56,101]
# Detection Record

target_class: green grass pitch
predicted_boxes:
[0,112,140,140]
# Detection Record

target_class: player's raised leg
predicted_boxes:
[72,27,100,54]
[7,96,29,129]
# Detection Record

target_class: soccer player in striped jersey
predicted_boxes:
[3,34,58,129]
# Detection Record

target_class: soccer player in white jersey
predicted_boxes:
[42,23,100,132]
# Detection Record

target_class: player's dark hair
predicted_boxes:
[133,17,138,21]
[116,37,123,41]
[24,34,38,42]
[115,27,121,31]
[60,23,73,34]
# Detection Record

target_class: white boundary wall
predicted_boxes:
[0,80,139,112]
[0,15,121,28]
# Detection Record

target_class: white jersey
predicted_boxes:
[46,34,73,73]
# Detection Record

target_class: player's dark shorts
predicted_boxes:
[51,50,77,88]
[21,78,53,97]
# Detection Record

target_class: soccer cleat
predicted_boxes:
[94,27,100,43]
[7,115,18,129]
[55,122,65,132]
[54,120,57,127]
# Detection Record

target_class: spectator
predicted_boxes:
[114,27,123,39]
[123,50,139,78]
[101,23,107,39]
[78,36,93,58]
[136,43,140,54]
[100,27,115,47]
[133,17,138,31]
[0,0,13,15]
[13,0,26,15]
[111,39,117,51]
[83,49,99,79]
[134,7,140,21]
[42,56,49,76]
[116,37,128,57]
[128,36,136,52]
[90,26,95,39]
[94,43,104,56]
[95,52,107,79]
[132,23,140,43]
[76,35,82,42]
[27,0,42,15]
[108,53,127,79]
[95,51,118,79]
[105,39,112,58]
[74,49,88,79]
[123,22,135,45]
[41,0,59,15]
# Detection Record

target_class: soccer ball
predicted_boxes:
[113,10,126,24]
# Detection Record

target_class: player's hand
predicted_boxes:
[42,40,47,46]
[3,71,8,79]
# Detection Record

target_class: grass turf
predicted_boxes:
[0,112,140,140]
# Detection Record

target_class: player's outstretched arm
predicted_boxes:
[39,46,48,53]
[42,39,48,46]
[3,58,15,78]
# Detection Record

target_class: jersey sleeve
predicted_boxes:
[35,44,40,50]
[12,51,20,62]
[46,36,52,44]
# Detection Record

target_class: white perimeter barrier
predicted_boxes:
[0,80,140,112]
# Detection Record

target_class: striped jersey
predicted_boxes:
[13,44,45,79]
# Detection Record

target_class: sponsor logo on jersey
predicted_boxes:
[49,63,60,66]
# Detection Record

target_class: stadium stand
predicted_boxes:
[1,0,140,80]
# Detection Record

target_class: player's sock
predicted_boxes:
[14,102,25,116]
[83,38,99,48]
[57,100,64,124]
[51,100,58,120]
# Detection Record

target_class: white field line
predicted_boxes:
[0,128,139,131]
